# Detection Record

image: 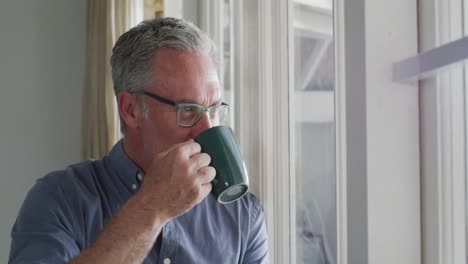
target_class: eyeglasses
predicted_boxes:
[136,90,230,128]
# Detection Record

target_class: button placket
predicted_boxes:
[159,221,178,264]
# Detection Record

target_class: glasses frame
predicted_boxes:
[136,90,230,128]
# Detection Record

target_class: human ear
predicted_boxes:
[118,91,144,130]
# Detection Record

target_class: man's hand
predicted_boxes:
[135,139,216,222]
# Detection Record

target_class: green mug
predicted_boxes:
[194,126,249,204]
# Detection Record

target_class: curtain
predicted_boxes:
[81,0,143,160]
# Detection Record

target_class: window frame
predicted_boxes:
[418,0,468,263]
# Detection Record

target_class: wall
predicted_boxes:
[342,0,420,263]
[0,0,86,261]
[365,0,420,263]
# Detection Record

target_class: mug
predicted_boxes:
[194,126,249,204]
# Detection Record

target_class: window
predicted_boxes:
[204,0,422,263]
[291,1,336,263]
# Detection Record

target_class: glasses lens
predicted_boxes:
[209,104,229,126]
[177,104,203,127]
[177,103,230,127]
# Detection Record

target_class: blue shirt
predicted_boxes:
[9,141,268,263]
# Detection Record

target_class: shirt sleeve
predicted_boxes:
[242,197,269,264]
[9,177,80,264]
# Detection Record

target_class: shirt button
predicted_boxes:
[137,173,143,181]
[131,183,137,190]
[163,258,171,264]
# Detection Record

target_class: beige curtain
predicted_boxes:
[81,0,143,160]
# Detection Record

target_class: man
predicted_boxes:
[9,17,268,263]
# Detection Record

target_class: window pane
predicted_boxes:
[291,1,336,263]
[223,0,235,127]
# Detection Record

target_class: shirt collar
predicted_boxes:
[107,139,144,190]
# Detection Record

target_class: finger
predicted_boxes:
[184,141,202,158]
[191,153,211,170]
[197,166,216,184]
[166,140,201,159]
[164,139,195,153]
[158,139,193,157]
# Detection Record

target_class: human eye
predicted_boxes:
[179,105,198,118]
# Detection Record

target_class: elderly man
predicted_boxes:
[9,17,268,263]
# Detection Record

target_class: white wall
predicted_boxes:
[0,0,86,261]
[365,1,420,263]
[341,0,420,263]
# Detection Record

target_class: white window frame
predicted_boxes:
[334,1,348,263]
[417,0,468,263]
[257,0,292,262]
[336,1,421,264]
[328,0,421,263]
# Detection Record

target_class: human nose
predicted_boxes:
[190,111,212,137]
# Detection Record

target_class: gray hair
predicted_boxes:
[110,17,218,133]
